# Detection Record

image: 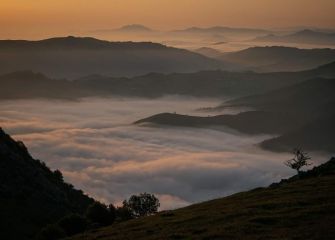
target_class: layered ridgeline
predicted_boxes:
[219,46,335,72]
[0,128,94,239]
[0,36,222,78]
[252,29,335,46]
[70,158,335,240]
[1,61,335,100]
[135,68,335,153]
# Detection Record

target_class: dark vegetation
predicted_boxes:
[69,157,335,240]
[285,149,312,174]
[0,128,94,239]
[1,61,335,100]
[0,128,161,239]
[122,193,160,218]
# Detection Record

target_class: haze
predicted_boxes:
[1,0,335,39]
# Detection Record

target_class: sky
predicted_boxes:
[1,0,335,39]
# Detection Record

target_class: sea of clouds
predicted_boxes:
[1,96,325,210]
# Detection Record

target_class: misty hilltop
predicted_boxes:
[0,36,224,78]
[253,29,335,45]
[219,46,335,72]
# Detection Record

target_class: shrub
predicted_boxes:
[36,224,66,240]
[86,202,115,226]
[58,214,88,236]
[123,193,160,218]
[115,206,133,221]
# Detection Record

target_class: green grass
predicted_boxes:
[69,171,335,240]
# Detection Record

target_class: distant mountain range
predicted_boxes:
[1,61,335,101]
[0,36,224,78]
[253,29,335,45]
[174,26,270,37]
[219,46,335,72]
[0,128,95,239]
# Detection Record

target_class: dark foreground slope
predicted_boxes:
[69,158,335,240]
[0,128,94,240]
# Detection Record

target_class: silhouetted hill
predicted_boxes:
[253,29,335,45]
[0,36,223,78]
[1,62,335,100]
[260,112,335,153]
[135,111,302,135]
[225,77,335,113]
[0,128,95,239]
[69,158,335,240]
[194,47,223,58]
[174,26,269,38]
[220,46,335,72]
[0,71,83,100]
[216,77,335,152]
[116,24,154,32]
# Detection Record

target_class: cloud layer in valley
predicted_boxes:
[1,97,326,209]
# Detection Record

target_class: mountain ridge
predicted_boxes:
[0,36,223,78]
[253,29,335,45]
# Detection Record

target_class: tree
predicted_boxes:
[85,202,115,226]
[123,193,160,218]
[285,148,312,174]
[115,206,133,221]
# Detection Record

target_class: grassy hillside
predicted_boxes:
[69,158,335,240]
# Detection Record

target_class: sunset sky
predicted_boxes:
[1,0,335,39]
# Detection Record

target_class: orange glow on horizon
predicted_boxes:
[1,0,335,39]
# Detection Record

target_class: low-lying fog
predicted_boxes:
[1,97,324,209]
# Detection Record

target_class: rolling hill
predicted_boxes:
[253,29,335,45]
[173,26,270,40]
[0,36,223,78]
[69,157,335,240]
[0,128,95,239]
[1,61,335,101]
[220,46,335,72]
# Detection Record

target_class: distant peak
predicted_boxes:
[294,29,321,36]
[118,24,153,32]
